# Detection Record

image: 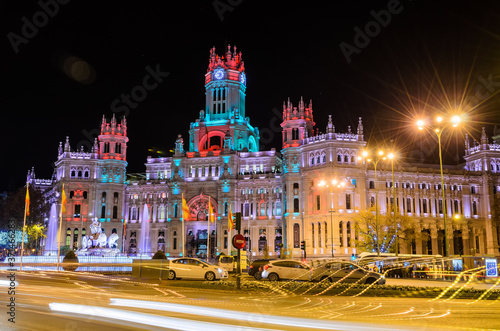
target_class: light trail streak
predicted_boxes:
[49,303,271,331]
[109,298,415,330]
[0,280,18,287]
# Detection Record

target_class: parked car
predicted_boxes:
[248,259,276,279]
[312,261,386,285]
[167,257,228,281]
[260,260,312,281]
[219,255,234,272]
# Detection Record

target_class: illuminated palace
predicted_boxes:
[29,46,500,259]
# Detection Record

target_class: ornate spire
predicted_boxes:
[92,138,99,154]
[326,115,335,134]
[481,127,488,145]
[357,117,363,135]
[64,136,71,152]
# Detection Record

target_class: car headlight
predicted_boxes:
[217,268,223,273]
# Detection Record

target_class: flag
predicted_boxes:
[182,194,190,221]
[228,204,234,230]
[61,184,67,213]
[209,199,215,223]
[25,185,30,217]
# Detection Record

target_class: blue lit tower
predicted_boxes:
[188,45,259,153]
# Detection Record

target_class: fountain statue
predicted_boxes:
[108,229,119,249]
[75,220,122,257]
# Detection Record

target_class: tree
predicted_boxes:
[352,208,428,253]
[25,224,46,254]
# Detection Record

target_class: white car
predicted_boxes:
[167,258,228,281]
[261,260,312,281]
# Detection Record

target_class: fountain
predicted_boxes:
[44,203,58,255]
[139,204,151,255]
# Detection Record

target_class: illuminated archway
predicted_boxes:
[199,130,225,151]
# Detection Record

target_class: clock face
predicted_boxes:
[214,69,224,80]
[240,73,246,85]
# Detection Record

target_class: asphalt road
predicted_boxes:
[1,271,499,331]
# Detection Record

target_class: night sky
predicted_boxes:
[3,1,500,192]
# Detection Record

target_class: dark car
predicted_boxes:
[248,259,276,279]
[312,261,386,285]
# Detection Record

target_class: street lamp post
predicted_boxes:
[417,115,462,257]
[388,152,398,256]
[329,209,335,258]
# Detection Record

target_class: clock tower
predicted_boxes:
[188,45,259,153]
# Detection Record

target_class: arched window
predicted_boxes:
[312,223,315,248]
[293,223,300,248]
[112,206,118,219]
[74,204,81,218]
[322,155,326,163]
[339,221,344,247]
[344,155,349,163]
[77,170,82,178]
[472,201,477,215]
[73,228,79,248]
[174,203,178,218]
[347,221,351,247]
[114,192,119,203]
[370,196,375,207]
[293,198,299,213]
[337,154,342,162]
[369,181,375,189]
[454,200,459,214]
[346,194,351,209]
[66,228,72,246]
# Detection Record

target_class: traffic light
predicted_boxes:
[351,253,356,261]
[300,240,305,250]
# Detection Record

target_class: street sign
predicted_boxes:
[485,259,498,277]
[232,234,246,249]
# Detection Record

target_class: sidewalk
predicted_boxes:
[386,277,497,290]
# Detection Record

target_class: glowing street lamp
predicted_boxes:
[416,114,463,257]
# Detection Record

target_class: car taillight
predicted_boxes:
[250,265,254,268]
[263,265,269,270]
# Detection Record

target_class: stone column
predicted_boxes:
[462,223,470,256]
[431,225,439,256]
[415,223,423,254]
